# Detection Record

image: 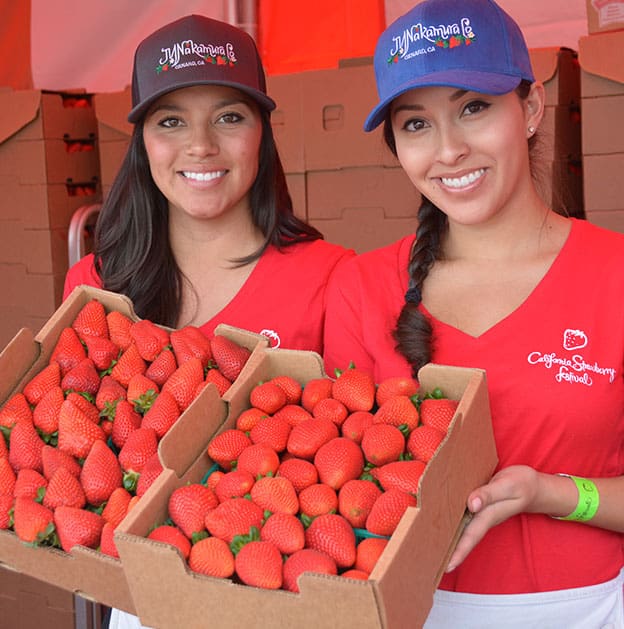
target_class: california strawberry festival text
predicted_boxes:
[389,18,475,59]
[159,40,236,68]
[527,351,617,385]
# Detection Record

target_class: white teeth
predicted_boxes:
[182,170,226,181]
[441,168,485,189]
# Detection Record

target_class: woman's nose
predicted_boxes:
[186,125,219,156]
[436,124,469,164]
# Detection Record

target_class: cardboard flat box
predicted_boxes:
[115,347,497,629]
[582,94,624,154]
[529,47,580,107]
[579,31,624,97]
[585,0,624,34]
[583,152,624,211]
[586,208,624,232]
[285,172,307,220]
[0,262,63,319]
[0,286,267,613]
[539,105,582,162]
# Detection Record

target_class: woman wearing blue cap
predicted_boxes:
[324,0,624,625]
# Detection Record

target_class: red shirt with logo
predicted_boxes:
[324,218,624,594]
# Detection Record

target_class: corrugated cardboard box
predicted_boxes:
[585,0,624,34]
[115,347,497,629]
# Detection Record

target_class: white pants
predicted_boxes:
[424,568,624,629]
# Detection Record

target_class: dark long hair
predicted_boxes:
[94,109,322,327]
[385,80,538,377]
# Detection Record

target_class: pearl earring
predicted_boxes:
[528,125,536,134]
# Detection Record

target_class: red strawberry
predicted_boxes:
[276,457,318,493]
[312,398,349,427]
[249,381,287,415]
[214,469,256,503]
[147,525,191,559]
[375,376,419,407]
[170,326,212,367]
[332,366,376,412]
[341,569,369,580]
[234,540,283,590]
[236,443,280,478]
[135,452,164,498]
[282,548,337,593]
[80,440,122,506]
[0,458,17,495]
[260,512,305,555]
[126,374,159,411]
[188,536,235,578]
[110,400,142,450]
[41,444,81,480]
[406,425,446,463]
[144,348,178,388]
[370,459,427,494]
[361,423,405,466]
[235,407,268,432]
[206,469,224,492]
[207,429,252,471]
[249,415,291,453]
[205,368,232,397]
[270,375,302,405]
[106,310,134,351]
[13,497,55,544]
[22,362,61,406]
[42,467,86,510]
[50,327,87,376]
[129,319,170,362]
[99,521,119,558]
[314,437,365,490]
[57,398,105,460]
[110,343,146,387]
[65,392,100,424]
[298,483,338,519]
[286,418,339,460]
[61,358,100,396]
[118,427,159,476]
[101,486,133,528]
[304,513,356,569]
[168,483,219,539]
[161,357,204,411]
[95,375,126,412]
[72,300,108,341]
[341,411,374,444]
[300,378,333,413]
[54,505,105,551]
[0,494,14,529]
[373,395,419,432]
[355,536,388,574]
[337,479,382,529]
[32,386,64,435]
[250,475,299,514]
[273,404,313,427]
[0,392,33,429]
[9,420,45,473]
[366,489,417,536]
[141,390,180,439]
[0,433,6,459]
[419,398,459,434]
[204,497,264,543]
[209,335,251,382]
[82,335,120,371]
[13,468,47,500]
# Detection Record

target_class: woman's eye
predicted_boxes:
[158,116,183,128]
[463,100,490,116]
[218,111,243,124]
[404,118,427,132]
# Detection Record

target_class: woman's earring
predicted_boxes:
[528,125,536,135]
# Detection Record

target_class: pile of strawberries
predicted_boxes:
[150,366,459,592]
[0,299,252,556]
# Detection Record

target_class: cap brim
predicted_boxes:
[364,70,524,132]
[128,80,276,123]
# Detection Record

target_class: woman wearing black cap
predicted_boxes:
[64,14,353,354]
[324,0,624,626]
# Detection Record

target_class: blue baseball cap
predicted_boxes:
[364,0,535,131]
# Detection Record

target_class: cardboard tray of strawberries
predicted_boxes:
[115,343,498,629]
[0,285,266,613]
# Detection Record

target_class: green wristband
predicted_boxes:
[554,474,600,522]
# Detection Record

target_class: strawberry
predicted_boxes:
[0,494,14,529]
[375,376,419,407]
[205,369,232,397]
[168,483,219,539]
[260,512,305,555]
[206,469,224,492]
[207,429,252,471]
[135,452,164,498]
[276,457,318,493]
[188,536,235,578]
[209,335,251,382]
[22,362,61,406]
[249,381,287,415]
[41,444,81,480]
[304,513,357,569]
[141,390,180,439]
[129,319,170,362]
[236,443,280,478]
[49,327,87,376]
[312,398,349,427]
[314,437,365,490]
[13,468,47,500]
[110,400,142,450]
[0,392,33,430]
[0,458,17,495]
[406,425,446,463]
[370,460,427,494]
[235,407,268,432]
[101,486,133,528]
[54,505,104,551]
[72,299,108,341]
[204,497,264,543]
[57,398,105,460]
[341,411,374,444]
[95,375,126,412]
[282,548,337,593]
[249,415,291,453]
[365,489,417,536]
[161,357,204,411]
[300,378,333,413]
[65,392,100,425]
[32,386,64,436]
[332,365,376,412]
[42,467,86,510]
[126,374,159,411]
[110,343,146,388]
[82,335,120,371]
[147,524,191,560]
[9,420,45,473]
[337,479,382,529]
[106,310,134,351]
[298,483,338,519]
[234,540,283,590]
[13,497,55,544]
[144,348,178,388]
[419,398,459,434]
[361,423,405,467]
[341,569,369,580]
[0,433,7,459]
[80,439,123,506]
[61,358,100,396]
[250,475,299,515]
[270,375,302,405]
[373,395,419,432]
[170,325,212,367]
[118,427,159,477]
[355,536,388,574]
[214,469,256,503]
[99,521,119,558]
[273,404,313,427]
[286,418,339,460]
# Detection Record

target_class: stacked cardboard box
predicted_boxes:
[585,0,624,34]
[0,90,102,348]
